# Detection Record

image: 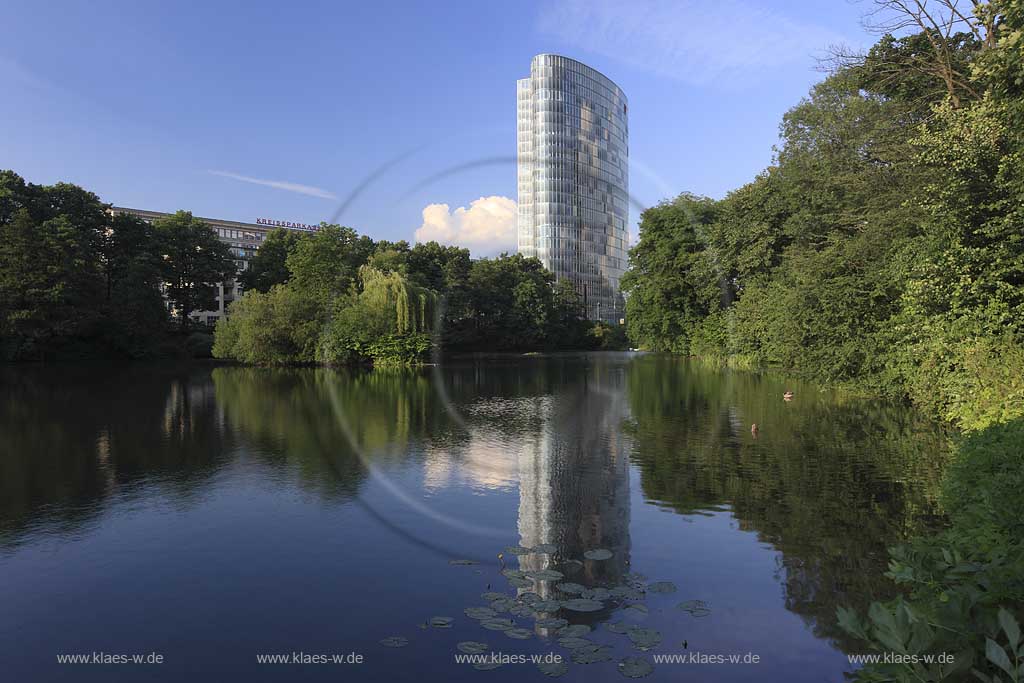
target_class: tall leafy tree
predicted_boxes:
[153,211,236,331]
[238,228,305,293]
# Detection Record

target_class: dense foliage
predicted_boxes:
[622,1,1023,433]
[619,2,1024,679]
[0,173,234,359]
[214,228,624,366]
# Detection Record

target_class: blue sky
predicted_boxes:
[1,0,870,255]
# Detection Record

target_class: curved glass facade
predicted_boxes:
[517,54,628,322]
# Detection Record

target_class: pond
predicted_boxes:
[0,353,951,681]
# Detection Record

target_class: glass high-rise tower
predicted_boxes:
[517,54,629,322]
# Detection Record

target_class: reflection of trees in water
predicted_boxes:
[624,355,952,649]
[0,364,233,548]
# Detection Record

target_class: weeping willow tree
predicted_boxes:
[320,266,438,365]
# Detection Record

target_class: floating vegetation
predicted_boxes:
[537,659,569,677]
[457,641,489,654]
[502,569,526,580]
[536,617,568,630]
[379,636,408,648]
[481,591,506,601]
[449,559,479,566]
[531,543,558,554]
[626,572,647,582]
[465,607,498,620]
[509,604,534,617]
[562,598,605,612]
[610,586,645,600]
[582,587,611,601]
[473,661,502,671]
[627,627,662,650]
[526,569,564,582]
[557,624,591,638]
[647,581,677,594]
[556,582,585,594]
[480,618,516,631]
[561,559,584,574]
[583,549,613,561]
[505,627,533,640]
[558,636,594,649]
[518,591,541,604]
[504,545,531,555]
[430,616,454,629]
[623,604,649,617]
[572,645,614,664]
[508,577,534,589]
[489,597,515,613]
[606,622,630,634]
[677,600,711,617]
[531,600,561,613]
[618,656,654,678]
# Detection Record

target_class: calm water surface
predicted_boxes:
[0,354,950,682]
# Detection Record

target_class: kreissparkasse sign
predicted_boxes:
[256,217,321,232]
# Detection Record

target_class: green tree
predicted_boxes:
[153,210,236,331]
[238,228,304,293]
[285,224,368,300]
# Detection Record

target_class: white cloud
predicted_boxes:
[537,0,850,86]
[207,170,338,200]
[415,196,517,256]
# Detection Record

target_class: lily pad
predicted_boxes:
[473,660,502,670]
[457,641,489,654]
[517,591,541,604]
[465,607,498,620]
[556,582,586,594]
[610,586,645,600]
[527,569,565,582]
[531,543,558,554]
[502,569,526,579]
[583,549,613,561]
[505,545,531,555]
[480,618,516,631]
[482,591,507,601]
[558,636,594,649]
[508,577,534,589]
[562,598,605,612]
[647,581,677,594]
[572,645,613,664]
[677,599,711,617]
[582,587,611,601]
[489,597,514,613]
[536,617,568,630]
[561,559,584,573]
[627,627,662,650]
[532,600,562,613]
[430,616,454,628]
[623,603,649,617]
[506,627,533,640]
[606,622,630,634]
[380,636,408,648]
[449,559,479,566]
[537,659,569,677]
[509,604,534,617]
[557,624,591,638]
[618,656,654,678]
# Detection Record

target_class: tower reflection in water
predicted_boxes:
[515,365,632,615]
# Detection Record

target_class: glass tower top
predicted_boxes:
[517,54,628,322]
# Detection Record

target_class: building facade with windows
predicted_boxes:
[517,54,629,322]
[111,207,317,326]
